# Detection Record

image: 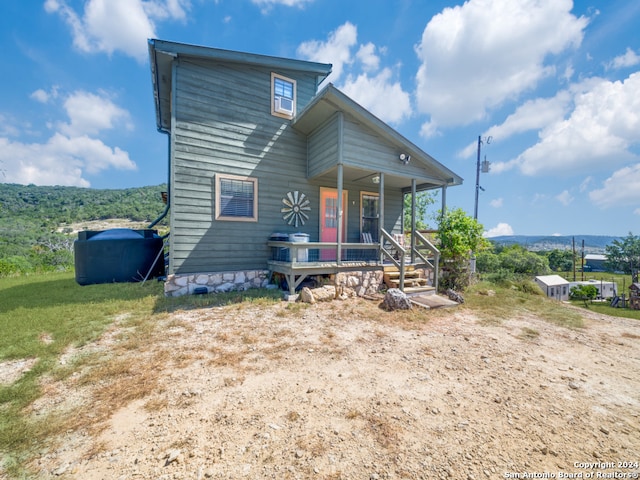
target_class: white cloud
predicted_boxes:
[498,73,640,176]
[0,89,136,187]
[589,163,640,209]
[579,176,593,192]
[556,190,574,206]
[31,89,51,104]
[251,0,314,13]
[459,92,572,159]
[59,91,133,137]
[484,222,514,237]
[45,0,189,62]
[489,198,503,208]
[0,134,135,187]
[341,69,411,124]
[607,47,640,70]
[415,0,588,134]
[297,22,357,85]
[298,22,411,125]
[356,43,380,72]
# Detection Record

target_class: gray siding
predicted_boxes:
[170,58,318,274]
[169,58,406,275]
[307,115,340,178]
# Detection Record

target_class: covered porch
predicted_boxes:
[270,84,462,296]
[267,228,440,295]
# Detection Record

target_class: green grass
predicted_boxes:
[464,280,584,329]
[0,272,284,477]
[0,271,165,476]
[570,300,640,320]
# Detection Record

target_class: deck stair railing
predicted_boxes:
[410,230,440,292]
[379,229,407,290]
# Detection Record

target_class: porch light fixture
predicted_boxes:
[371,175,380,184]
[399,153,411,165]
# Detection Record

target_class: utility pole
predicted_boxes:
[474,135,491,220]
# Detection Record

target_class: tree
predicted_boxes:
[547,249,574,272]
[435,208,489,290]
[605,232,640,274]
[403,191,436,231]
[570,284,597,307]
[476,244,550,276]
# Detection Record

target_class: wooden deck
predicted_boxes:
[267,236,438,295]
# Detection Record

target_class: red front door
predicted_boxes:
[320,188,347,260]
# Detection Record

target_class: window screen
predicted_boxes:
[216,174,258,221]
[274,77,294,100]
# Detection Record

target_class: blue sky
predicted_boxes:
[1,0,639,237]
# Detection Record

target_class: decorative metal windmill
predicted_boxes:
[281,191,310,227]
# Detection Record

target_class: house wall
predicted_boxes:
[170,58,317,275]
[169,58,404,276]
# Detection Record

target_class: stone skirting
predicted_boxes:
[334,270,385,297]
[164,270,271,297]
[164,268,387,298]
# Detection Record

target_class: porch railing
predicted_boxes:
[267,231,440,293]
[268,241,379,264]
[412,230,440,292]
[379,229,440,292]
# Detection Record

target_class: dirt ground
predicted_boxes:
[13,295,640,479]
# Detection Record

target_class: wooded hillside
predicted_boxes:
[0,183,168,275]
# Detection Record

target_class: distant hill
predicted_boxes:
[488,235,620,253]
[0,183,168,274]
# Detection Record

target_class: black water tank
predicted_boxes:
[74,229,165,286]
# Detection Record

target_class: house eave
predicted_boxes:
[148,38,333,133]
[293,84,463,188]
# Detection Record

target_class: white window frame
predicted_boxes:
[215,173,258,222]
[271,72,296,119]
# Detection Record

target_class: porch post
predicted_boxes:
[378,172,385,262]
[337,163,344,265]
[411,178,417,264]
[441,185,447,217]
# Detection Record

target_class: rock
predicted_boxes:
[313,285,337,302]
[53,463,69,476]
[300,287,316,304]
[568,382,580,390]
[165,449,181,465]
[382,288,412,310]
[446,289,464,303]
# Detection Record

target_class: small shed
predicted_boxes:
[535,275,570,301]
[569,279,617,300]
[584,254,607,272]
[630,283,640,310]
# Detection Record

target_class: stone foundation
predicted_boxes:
[164,270,271,297]
[164,268,388,298]
[334,270,385,297]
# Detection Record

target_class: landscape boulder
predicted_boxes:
[382,288,412,311]
[446,289,464,304]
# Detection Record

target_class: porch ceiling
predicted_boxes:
[313,165,445,192]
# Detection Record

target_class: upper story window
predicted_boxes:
[271,72,296,119]
[215,173,258,222]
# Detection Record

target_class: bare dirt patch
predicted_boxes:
[20,298,640,479]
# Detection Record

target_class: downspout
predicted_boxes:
[148,131,171,229]
[148,41,172,230]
